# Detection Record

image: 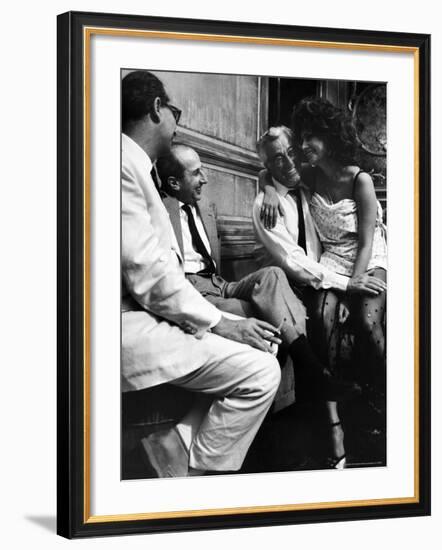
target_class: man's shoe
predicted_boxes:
[140,426,189,478]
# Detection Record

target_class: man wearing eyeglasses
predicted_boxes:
[121,70,282,478]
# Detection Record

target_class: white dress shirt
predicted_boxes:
[252,179,349,291]
[179,202,214,273]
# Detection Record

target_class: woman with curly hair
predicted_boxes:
[291,97,387,374]
[259,97,387,468]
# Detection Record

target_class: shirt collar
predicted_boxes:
[272,176,307,198]
[179,200,197,212]
[272,177,292,198]
[122,133,153,173]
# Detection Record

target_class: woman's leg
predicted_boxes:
[308,289,342,371]
[325,400,346,468]
[350,268,387,379]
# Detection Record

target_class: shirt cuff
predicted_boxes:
[208,308,223,329]
[330,272,350,292]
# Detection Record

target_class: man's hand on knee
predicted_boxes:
[212,317,282,353]
[347,273,387,296]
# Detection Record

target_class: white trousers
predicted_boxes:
[123,310,281,472]
[171,334,281,471]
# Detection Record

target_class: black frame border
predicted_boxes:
[57,10,431,539]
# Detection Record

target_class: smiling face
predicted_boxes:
[175,149,208,205]
[301,132,329,166]
[263,134,300,188]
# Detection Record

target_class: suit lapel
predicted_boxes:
[163,194,221,272]
[197,197,221,271]
[162,195,184,258]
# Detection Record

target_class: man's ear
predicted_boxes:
[167,176,180,193]
[149,97,161,124]
[263,160,273,179]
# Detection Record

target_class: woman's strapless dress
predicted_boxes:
[309,192,387,277]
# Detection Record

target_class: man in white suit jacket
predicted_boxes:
[121,71,281,477]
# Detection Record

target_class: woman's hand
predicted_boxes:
[259,170,283,229]
[338,302,350,324]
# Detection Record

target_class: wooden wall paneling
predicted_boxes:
[157,72,270,280]
[122,69,267,279]
[151,70,261,151]
[201,164,258,280]
[259,77,269,139]
[175,127,262,176]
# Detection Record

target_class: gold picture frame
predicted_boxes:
[57,11,431,538]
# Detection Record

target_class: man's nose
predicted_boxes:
[284,154,295,167]
[200,170,208,184]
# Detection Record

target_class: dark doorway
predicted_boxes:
[268,77,319,128]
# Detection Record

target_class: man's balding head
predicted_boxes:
[157,145,208,205]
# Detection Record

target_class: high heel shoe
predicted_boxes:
[326,421,346,470]
[326,454,346,469]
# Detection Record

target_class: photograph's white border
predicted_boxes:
[89,32,415,517]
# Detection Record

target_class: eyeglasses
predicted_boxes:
[165,103,182,124]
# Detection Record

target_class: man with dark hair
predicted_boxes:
[121,71,282,477]
[122,70,171,130]
[157,144,360,405]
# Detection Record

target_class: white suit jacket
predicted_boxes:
[121,134,222,388]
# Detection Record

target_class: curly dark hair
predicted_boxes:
[291,97,360,164]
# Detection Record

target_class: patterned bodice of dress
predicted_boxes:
[309,192,387,277]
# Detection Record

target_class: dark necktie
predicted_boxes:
[289,190,307,253]
[150,165,166,198]
[182,204,216,273]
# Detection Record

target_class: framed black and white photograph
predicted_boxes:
[57,11,430,539]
